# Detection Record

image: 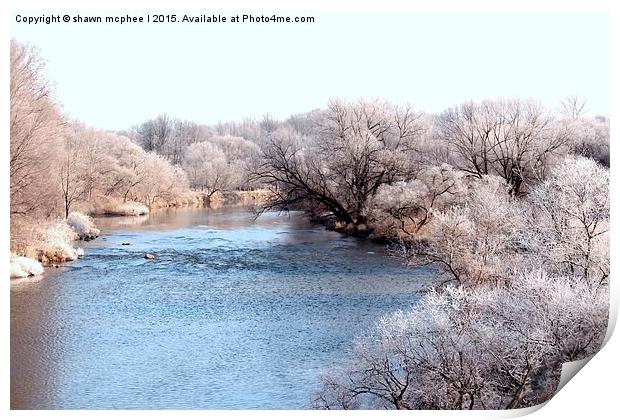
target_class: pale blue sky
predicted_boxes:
[11,10,609,130]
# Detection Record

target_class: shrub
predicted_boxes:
[26,221,84,264]
[10,254,44,278]
[66,212,100,240]
[315,270,608,410]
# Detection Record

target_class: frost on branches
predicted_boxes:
[400,175,523,286]
[315,271,608,410]
[367,164,465,239]
[524,156,609,286]
[319,156,610,409]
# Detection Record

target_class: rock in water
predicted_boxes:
[144,253,156,259]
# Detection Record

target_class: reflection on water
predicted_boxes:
[11,208,434,409]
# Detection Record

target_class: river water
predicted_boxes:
[11,208,433,409]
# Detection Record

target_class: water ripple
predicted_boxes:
[11,208,433,409]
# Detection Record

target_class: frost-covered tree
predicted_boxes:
[367,164,465,238]
[286,110,322,136]
[101,134,152,202]
[213,117,266,144]
[135,114,173,154]
[565,115,609,166]
[97,133,187,207]
[70,124,110,200]
[208,135,261,163]
[10,40,63,218]
[401,175,522,286]
[126,116,213,165]
[134,152,189,207]
[58,133,88,218]
[182,141,242,199]
[523,156,609,285]
[10,40,65,252]
[560,95,588,119]
[254,99,427,229]
[315,271,608,410]
[436,99,571,195]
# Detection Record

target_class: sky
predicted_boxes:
[11,10,610,131]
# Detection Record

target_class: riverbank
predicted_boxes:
[9,190,274,279]
[86,189,274,215]
[307,214,395,245]
[9,212,101,278]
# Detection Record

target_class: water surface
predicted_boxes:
[11,208,433,409]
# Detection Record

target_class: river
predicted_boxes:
[11,208,433,409]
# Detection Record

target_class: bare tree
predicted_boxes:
[437,99,571,195]
[367,164,465,238]
[135,114,173,153]
[260,113,280,134]
[253,99,427,231]
[58,134,87,218]
[10,40,63,218]
[135,152,189,208]
[182,141,242,202]
[560,95,588,119]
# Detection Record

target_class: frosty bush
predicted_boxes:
[10,254,44,278]
[315,271,608,410]
[31,221,83,264]
[66,212,100,240]
[401,175,523,286]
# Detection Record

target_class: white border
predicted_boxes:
[2,1,617,419]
